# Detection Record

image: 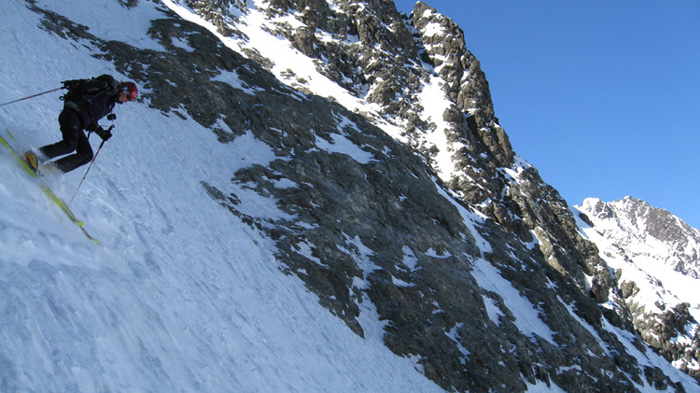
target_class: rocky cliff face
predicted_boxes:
[26,0,697,390]
[577,197,700,381]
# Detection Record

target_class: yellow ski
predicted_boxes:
[1,131,100,243]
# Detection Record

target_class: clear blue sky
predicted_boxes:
[394,0,700,228]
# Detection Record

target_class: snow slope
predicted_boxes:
[0,0,444,391]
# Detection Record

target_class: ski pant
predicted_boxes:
[39,108,93,173]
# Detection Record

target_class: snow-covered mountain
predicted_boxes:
[0,0,697,391]
[576,197,700,380]
[579,197,700,279]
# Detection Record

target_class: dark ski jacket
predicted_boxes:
[62,74,119,128]
[66,91,117,129]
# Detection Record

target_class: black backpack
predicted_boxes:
[61,74,120,108]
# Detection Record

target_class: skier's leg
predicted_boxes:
[39,109,81,159]
[53,130,93,173]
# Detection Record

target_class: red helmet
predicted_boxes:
[121,82,138,101]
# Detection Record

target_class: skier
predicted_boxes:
[25,74,138,173]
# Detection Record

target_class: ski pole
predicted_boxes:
[0,87,63,108]
[69,136,108,206]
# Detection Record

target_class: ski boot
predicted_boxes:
[23,151,39,173]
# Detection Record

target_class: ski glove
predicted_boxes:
[95,125,113,141]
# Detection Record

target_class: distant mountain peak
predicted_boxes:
[580,196,700,279]
[576,196,700,380]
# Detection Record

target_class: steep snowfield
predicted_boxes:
[0,1,445,391]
